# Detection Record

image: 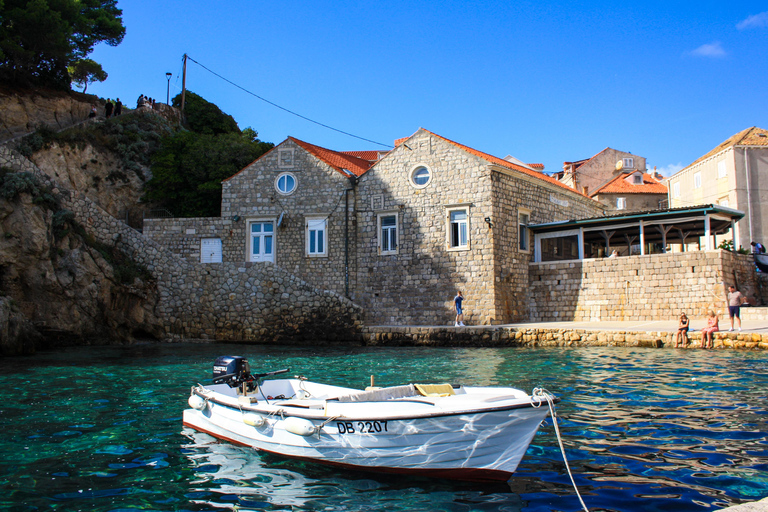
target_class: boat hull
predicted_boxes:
[183,387,551,482]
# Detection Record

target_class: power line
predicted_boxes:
[184,55,392,149]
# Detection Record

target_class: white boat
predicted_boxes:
[183,356,557,483]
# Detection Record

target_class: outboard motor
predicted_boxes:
[212,355,252,388]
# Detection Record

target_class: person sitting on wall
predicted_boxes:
[700,310,719,349]
[608,250,618,258]
[674,312,689,348]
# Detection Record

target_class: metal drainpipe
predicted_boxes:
[745,147,753,244]
[344,188,350,298]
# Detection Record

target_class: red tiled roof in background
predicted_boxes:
[418,129,587,196]
[528,163,545,170]
[289,137,373,177]
[591,172,668,196]
[394,137,408,147]
[683,127,768,170]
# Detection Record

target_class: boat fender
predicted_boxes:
[284,416,316,436]
[188,394,207,410]
[243,413,265,427]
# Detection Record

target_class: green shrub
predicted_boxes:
[0,172,59,210]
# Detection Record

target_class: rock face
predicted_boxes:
[0,190,163,355]
[30,142,147,226]
[0,87,97,141]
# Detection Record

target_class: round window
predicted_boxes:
[275,172,296,195]
[410,165,432,188]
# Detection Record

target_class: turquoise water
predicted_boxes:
[0,343,766,512]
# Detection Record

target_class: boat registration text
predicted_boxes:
[336,421,389,434]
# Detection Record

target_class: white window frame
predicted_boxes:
[410,164,433,189]
[275,172,297,195]
[519,208,531,252]
[673,182,680,198]
[377,212,399,255]
[306,217,327,257]
[623,157,634,169]
[719,197,729,207]
[617,197,627,210]
[446,205,470,251]
[248,219,275,263]
[694,172,702,189]
[717,160,727,179]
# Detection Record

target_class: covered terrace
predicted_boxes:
[531,204,745,262]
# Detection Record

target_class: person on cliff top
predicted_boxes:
[674,312,689,348]
[454,291,465,327]
[114,98,122,116]
[104,99,113,118]
[727,285,745,332]
[700,310,719,349]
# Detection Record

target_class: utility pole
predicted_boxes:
[180,53,187,115]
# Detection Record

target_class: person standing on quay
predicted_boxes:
[727,285,745,331]
[454,291,465,327]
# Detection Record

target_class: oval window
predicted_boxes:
[275,172,296,195]
[410,165,432,188]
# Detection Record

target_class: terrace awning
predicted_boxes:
[530,205,744,262]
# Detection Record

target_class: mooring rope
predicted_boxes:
[532,387,589,512]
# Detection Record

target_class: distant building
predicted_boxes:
[556,148,646,197]
[665,126,768,250]
[590,170,667,212]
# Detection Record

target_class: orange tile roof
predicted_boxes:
[417,129,587,196]
[289,137,373,177]
[591,172,667,196]
[683,126,768,170]
[341,150,383,163]
[528,163,545,170]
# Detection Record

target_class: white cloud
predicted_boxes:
[689,41,727,58]
[737,11,768,30]
[654,163,685,178]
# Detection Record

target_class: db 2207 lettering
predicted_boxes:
[336,421,388,434]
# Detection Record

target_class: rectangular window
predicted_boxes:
[448,208,468,249]
[673,182,680,198]
[306,217,327,256]
[718,160,727,178]
[623,157,634,169]
[519,210,530,252]
[617,197,627,210]
[719,197,729,207]
[694,172,702,189]
[378,214,398,254]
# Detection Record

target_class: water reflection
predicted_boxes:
[0,344,766,511]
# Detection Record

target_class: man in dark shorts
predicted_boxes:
[454,291,465,327]
[727,285,744,332]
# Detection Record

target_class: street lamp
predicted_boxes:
[166,72,172,105]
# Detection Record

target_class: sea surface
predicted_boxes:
[0,343,766,512]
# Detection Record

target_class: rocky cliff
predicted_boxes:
[0,88,166,355]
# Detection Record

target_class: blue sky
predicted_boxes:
[86,1,768,177]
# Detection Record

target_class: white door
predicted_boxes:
[201,238,222,263]
[250,221,274,262]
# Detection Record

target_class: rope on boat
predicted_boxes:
[532,388,589,512]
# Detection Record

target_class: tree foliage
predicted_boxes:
[145,92,273,217]
[68,58,107,93]
[0,0,125,89]
[173,90,240,136]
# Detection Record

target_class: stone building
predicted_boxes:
[557,147,647,197]
[145,128,604,326]
[590,170,667,212]
[666,126,768,250]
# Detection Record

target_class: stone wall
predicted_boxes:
[528,250,758,322]
[361,325,768,350]
[66,192,364,342]
[143,217,230,262]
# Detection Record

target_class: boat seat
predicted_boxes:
[414,383,455,397]
[335,384,417,403]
